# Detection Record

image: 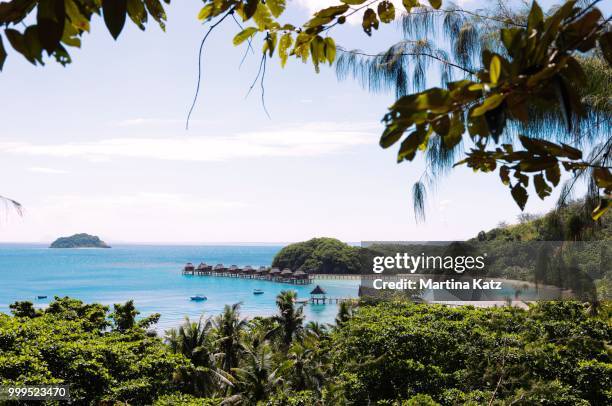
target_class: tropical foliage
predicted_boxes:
[1,294,610,405]
[272,237,361,274]
[0,1,609,220]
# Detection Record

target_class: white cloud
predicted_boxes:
[42,193,246,212]
[28,167,69,174]
[0,123,373,163]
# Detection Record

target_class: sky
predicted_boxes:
[0,0,596,244]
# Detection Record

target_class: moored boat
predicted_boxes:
[253,289,264,295]
[190,295,207,301]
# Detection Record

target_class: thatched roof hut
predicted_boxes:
[310,285,327,296]
[229,265,240,272]
[214,264,226,271]
[280,268,293,276]
[196,262,208,270]
[184,262,195,271]
[269,267,281,275]
[293,270,308,279]
[243,265,254,273]
[256,266,269,274]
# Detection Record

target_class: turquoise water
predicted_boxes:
[0,244,359,331]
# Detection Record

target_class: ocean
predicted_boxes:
[0,244,360,331]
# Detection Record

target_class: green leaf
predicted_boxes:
[593,168,612,189]
[233,27,258,46]
[4,28,29,62]
[518,156,557,172]
[279,33,292,67]
[534,174,552,200]
[545,164,560,187]
[599,32,612,66]
[0,34,6,70]
[431,114,449,136]
[324,37,336,65]
[442,113,463,149]
[500,165,510,186]
[66,0,91,32]
[380,124,406,149]
[341,0,367,4]
[500,28,521,55]
[377,1,395,24]
[471,94,505,117]
[402,0,418,12]
[37,0,65,53]
[592,198,609,221]
[511,184,528,211]
[397,126,428,162]
[103,0,128,40]
[560,143,582,160]
[263,32,278,57]
[144,0,167,30]
[489,55,501,85]
[527,1,543,32]
[362,8,379,36]
[198,4,214,21]
[253,2,274,30]
[428,0,442,9]
[314,4,349,19]
[242,0,259,20]
[267,0,286,18]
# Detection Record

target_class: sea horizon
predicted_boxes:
[0,244,360,331]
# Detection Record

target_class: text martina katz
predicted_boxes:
[373,278,503,291]
[370,253,503,291]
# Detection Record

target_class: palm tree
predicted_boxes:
[165,315,220,396]
[225,341,290,404]
[213,303,248,373]
[305,321,328,338]
[286,340,326,392]
[335,301,354,327]
[272,290,304,348]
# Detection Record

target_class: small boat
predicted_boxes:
[37,295,47,299]
[190,295,207,301]
[253,289,264,295]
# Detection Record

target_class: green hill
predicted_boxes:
[50,233,111,249]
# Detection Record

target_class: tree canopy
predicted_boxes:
[272,237,362,274]
[1,295,610,404]
[0,0,610,220]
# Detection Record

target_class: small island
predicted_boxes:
[50,233,111,249]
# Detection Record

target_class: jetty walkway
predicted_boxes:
[182,263,312,285]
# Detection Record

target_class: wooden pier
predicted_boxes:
[309,297,354,305]
[182,263,312,285]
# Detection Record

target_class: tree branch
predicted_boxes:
[185,8,235,130]
[338,47,476,75]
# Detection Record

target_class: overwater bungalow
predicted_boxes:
[293,269,309,284]
[214,264,226,274]
[269,268,280,280]
[183,262,195,274]
[243,265,255,278]
[181,263,311,284]
[196,263,212,275]
[228,265,240,277]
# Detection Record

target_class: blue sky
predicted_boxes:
[0,0,592,243]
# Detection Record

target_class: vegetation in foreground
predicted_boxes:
[1,295,610,405]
